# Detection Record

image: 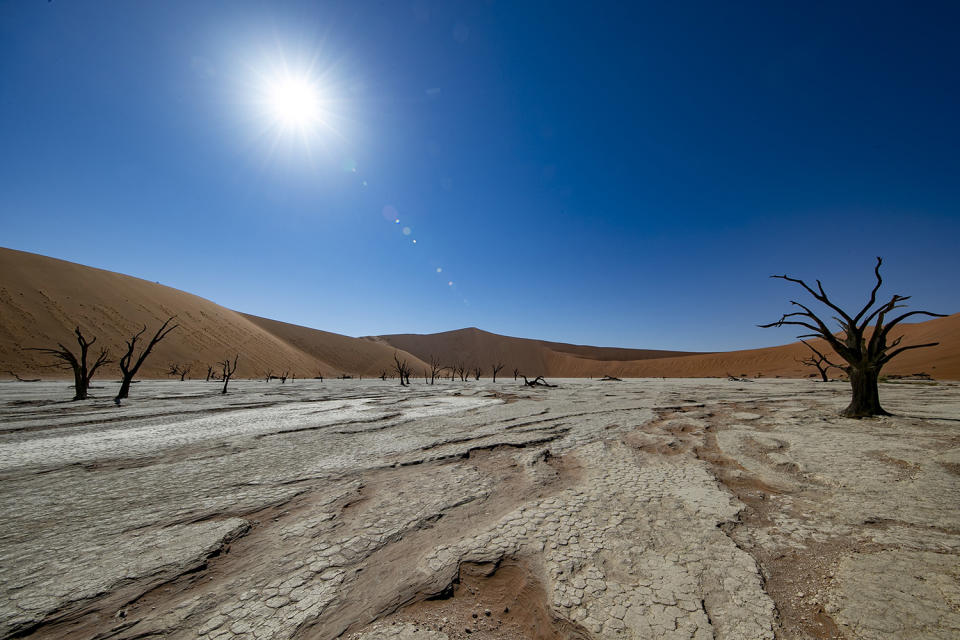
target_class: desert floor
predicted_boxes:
[0,378,957,640]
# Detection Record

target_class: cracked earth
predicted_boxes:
[0,378,957,639]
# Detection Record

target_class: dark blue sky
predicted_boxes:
[1,1,958,350]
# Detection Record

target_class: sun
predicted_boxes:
[265,74,321,130]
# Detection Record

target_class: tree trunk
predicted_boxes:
[221,378,230,394]
[116,376,132,400]
[841,366,888,417]
[73,369,88,401]
[817,366,829,383]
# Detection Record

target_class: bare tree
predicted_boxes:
[473,366,481,381]
[280,370,289,384]
[513,367,520,381]
[220,354,238,394]
[491,362,504,382]
[454,362,466,382]
[26,327,110,400]
[317,370,324,382]
[264,370,273,382]
[167,363,191,381]
[205,364,214,382]
[379,370,387,381]
[760,257,944,417]
[798,340,841,382]
[393,352,411,386]
[116,316,178,401]
[428,354,443,385]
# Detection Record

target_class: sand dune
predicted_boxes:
[375,316,960,380]
[0,248,425,380]
[1,247,956,381]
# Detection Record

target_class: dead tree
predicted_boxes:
[116,316,178,401]
[220,354,238,394]
[428,355,443,385]
[379,370,387,381]
[280,370,289,384]
[513,367,520,381]
[205,365,214,382]
[760,257,944,417]
[454,362,466,382]
[522,375,556,388]
[26,327,110,400]
[798,340,841,382]
[167,363,190,381]
[393,353,411,386]
[317,371,324,382]
[265,370,273,382]
[473,367,481,381]
[491,362,504,382]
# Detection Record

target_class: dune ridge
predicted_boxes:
[0,247,426,380]
[2,247,957,381]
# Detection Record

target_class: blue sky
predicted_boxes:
[1,1,958,351]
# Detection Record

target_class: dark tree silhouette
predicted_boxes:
[393,353,411,386]
[798,340,840,382]
[491,362,504,382]
[280,370,289,384]
[760,257,945,417]
[264,370,274,382]
[220,354,238,394]
[116,316,178,401]
[473,366,481,381]
[522,375,556,388]
[205,364,214,382]
[428,354,443,385]
[26,327,110,400]
[379,370,387,381]
[167,363,190,381]
[513,367,520,381]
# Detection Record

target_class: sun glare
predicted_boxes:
[266,74,321,130]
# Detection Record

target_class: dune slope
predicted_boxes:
[0,248,424,380]
[1,247,956,381]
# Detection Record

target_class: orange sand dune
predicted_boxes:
[0,248,425,380]
[367,328,705,378]
[374,319,960,380]
[1,247,956,382]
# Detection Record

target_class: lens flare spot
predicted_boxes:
[412,239,417,244]
[402,226,411,236]
[448,281,453,286]
[436,267,442,273]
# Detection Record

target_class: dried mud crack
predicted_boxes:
[1,379,958,640]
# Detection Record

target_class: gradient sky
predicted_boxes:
[1,1,958,351]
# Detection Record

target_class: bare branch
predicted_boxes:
[879,342,939,366]
[852,256,884,325]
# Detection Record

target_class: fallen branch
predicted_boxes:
[522,375,556,388]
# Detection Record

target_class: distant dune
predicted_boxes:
[373,316,960,380]
[1,247,957,381]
